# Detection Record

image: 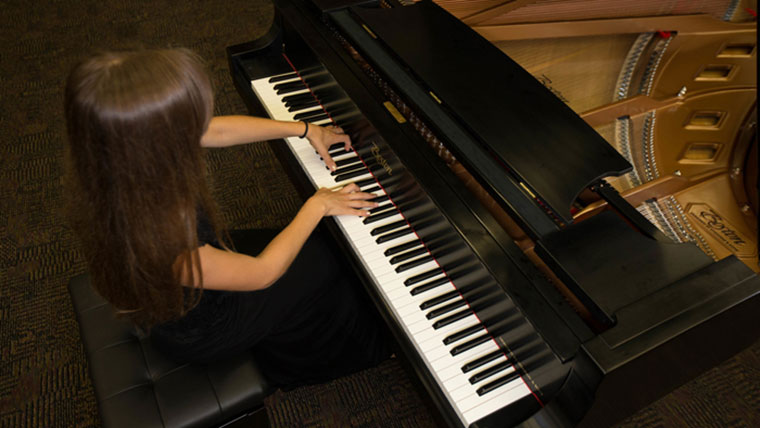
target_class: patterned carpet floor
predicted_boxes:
[1,0,758,427]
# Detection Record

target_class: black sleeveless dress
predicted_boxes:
[150,218,391,389]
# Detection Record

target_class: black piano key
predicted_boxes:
[335,157,360,167]
[370,194,389,204]
[410,276,449,295]
[371,220,407,236]
[273,80,304,90]
[363,186,381,193]
[450,333,492,356]
[288,100,320,112]
[282,92,313,105]
[369,203,392,215]
[469,360,512,385]
[304,113,329,123]
[476,370,521,396]
[293,109,325,121]
[356,177,376,188]
[384,239,421,257]
[274,81,307,94]
[432,309,472,329]
[425,298,467,319]
[419,290,459,310]
[269,72,297,83]
[331,163,366,176]
[396,255,434,273]
[375,227,413,244]
[404,267,443,286]
[328,142,345,151]
[273,78,304,88]
[364,209,400,225]
[462,350,504,373]
[328,148,352,158]
[444,324,485,345]
[334,168,369,182]
[389,247,427,264]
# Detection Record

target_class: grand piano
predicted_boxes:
[226,1,760,426]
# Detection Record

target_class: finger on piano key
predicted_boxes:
[363,187,384,197]
[323,151,358,164]
[331,173,374,190]
[327,142,345,151]
[355,177,378,189]
[367,204,394,217]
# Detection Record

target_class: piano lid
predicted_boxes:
[349,1,632,224]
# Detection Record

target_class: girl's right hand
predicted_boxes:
[307,183,379,217]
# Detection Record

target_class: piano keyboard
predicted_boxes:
[251,70,536,426]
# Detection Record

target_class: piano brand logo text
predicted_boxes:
[371,142,393,176]
[688,203,754,256]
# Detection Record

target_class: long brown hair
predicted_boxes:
[65,48,222,329]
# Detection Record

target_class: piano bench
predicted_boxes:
[68,274,272,428]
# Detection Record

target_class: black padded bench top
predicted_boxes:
[69,274,271,428]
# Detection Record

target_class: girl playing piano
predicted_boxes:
[64,48,390,388]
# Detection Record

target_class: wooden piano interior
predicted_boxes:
[390,1,758,325]
[429,0,758,272]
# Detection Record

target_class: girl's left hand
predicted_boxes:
[305,123,352,171]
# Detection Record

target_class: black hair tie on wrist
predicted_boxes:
[299,121,309,139]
